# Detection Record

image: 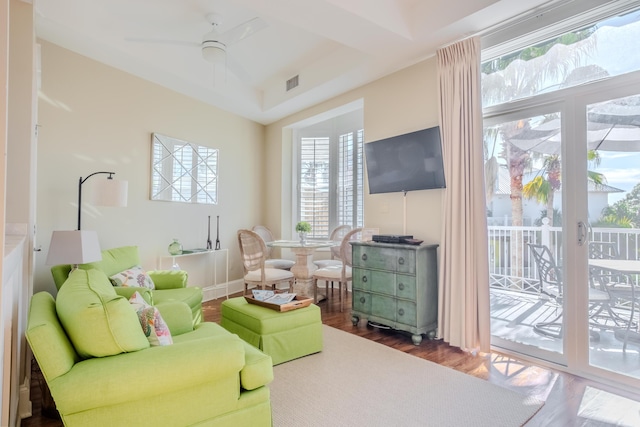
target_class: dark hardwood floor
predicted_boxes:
[23,291,640,426]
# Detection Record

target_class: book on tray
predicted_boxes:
[251,290,297,305]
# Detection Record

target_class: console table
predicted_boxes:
[350,241,438,345]
[158,249,229,301]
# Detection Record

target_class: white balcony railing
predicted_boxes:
[488,221,640,294]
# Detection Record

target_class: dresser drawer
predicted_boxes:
[396,300,417,327]
[395,274,416,300]
[370,294,397,323]
[352,290,371,313]
[352,245,416,275]
[352,267,369,291]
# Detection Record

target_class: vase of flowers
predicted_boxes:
[296,221,311,245]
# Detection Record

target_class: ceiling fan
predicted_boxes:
[127,13,267,80]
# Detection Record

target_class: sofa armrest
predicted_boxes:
[50,334,246,415]
[155,301,194,336]
[112,286,153,303]
[148,270,188,290]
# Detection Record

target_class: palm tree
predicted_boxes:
[523,150,605,227]
[483,29,597,281]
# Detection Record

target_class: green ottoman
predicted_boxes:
[221,297,323,365]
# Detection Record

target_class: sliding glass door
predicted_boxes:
[583,88,640,382]
[482,5,640,389]
[484,108,567,365]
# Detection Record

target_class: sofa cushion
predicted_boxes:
[56,269,150,358]
[153,287,203,310]
[129,292,173,346]
[148,270,188,290]
[171,322,274,390]
[110,265,155,289]
[81,245,141,276]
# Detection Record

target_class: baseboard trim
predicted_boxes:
[202,279,243,301]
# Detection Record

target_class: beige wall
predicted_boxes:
[265,57,443,244]
[35,41,265,294]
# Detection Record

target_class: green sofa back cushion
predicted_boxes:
[81,245,141,276]
[56,269,150,358]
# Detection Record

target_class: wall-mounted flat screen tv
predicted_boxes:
[364,126,446,194]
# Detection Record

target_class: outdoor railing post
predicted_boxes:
[541,218,551,248]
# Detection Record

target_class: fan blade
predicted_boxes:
[218,17,267,47]
[225,54,252,83]
[124,37,200,48]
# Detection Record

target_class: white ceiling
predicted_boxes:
[35,0,555,125]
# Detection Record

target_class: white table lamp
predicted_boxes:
[46,230,102,269]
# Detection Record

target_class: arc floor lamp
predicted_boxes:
[46,171,128,269]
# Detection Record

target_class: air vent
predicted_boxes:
[286,75,299,91]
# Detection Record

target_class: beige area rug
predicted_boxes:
[270,325,543,427]
[577,386,640,426]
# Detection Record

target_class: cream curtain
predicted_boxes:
[436,36,490,352]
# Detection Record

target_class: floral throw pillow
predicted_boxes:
[110,266,155,290]
[128,292,173,346]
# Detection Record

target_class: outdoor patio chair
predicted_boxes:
[528,243,610,339]
[591,269,640,353]
[589,241,620,260]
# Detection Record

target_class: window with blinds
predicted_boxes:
[297,129,364,239]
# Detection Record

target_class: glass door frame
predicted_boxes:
[484,100,569,367]
[570,72,640,390]
[485,69,640,392]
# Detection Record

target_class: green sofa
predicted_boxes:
[51,245,203,325]
[27,268,274,427]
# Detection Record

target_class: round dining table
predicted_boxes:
[267,240,336,298]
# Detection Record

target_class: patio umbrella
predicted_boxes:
[509,95,640,155]
[588,95,640,127]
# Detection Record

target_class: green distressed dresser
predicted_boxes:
[350,241,438,345]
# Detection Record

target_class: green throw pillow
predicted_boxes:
[56,269,150,358]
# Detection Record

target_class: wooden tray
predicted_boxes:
[245,295,313,312]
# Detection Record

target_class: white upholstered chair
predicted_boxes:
[252,225,296,270]
[312,228,362,312]
[314,225,352,269]
[237,229,295,296]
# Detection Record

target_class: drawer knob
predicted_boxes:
[398,257,405,265]
[362,276,368,283]
[360,297,366,304]
[398,283,405,290]
[362,254,368,261]
[398,308,405,316]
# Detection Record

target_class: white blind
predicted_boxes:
[300,137,330,238]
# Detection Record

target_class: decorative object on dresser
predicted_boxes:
[351,241,439,345]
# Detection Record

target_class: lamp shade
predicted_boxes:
[46,230,102,266]
[202,39,226,65]
[92,178,128,207]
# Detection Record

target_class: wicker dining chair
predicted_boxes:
[312,228,362,312]
[252,225,295,270]
[237,229,295,295]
